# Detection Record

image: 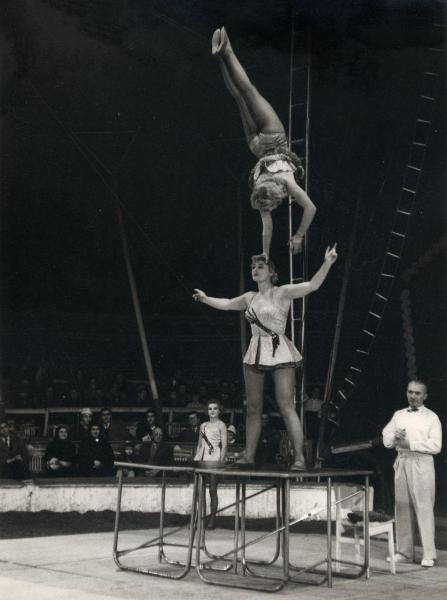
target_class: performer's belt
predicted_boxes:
[201,431,222,456]
[245,308,280,357]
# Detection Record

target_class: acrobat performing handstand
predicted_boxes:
[193,245,338,470]
[212,26,316,260]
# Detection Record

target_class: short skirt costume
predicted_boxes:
[196,422,223,461]
[248,132,304,211]
[243,289,302,371]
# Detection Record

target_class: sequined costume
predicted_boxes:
[196,421,224,461]
[243,289,302,370]
[248,132,304,211]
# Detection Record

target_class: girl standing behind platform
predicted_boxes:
[194,400,227,529]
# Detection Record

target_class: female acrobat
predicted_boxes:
[193,245,337,470]
[212,26,316,259]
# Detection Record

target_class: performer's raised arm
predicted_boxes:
[279,245,338,300]
[280,174,317,255]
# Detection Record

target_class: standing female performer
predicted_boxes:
[193,245,337,470]
[212,26,316,260]
[194,400,228,529]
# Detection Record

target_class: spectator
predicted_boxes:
[118,441,138,477]
[86,378,98,403]
[44,425,76,477]
[198,384,209,406]
[168,390,178,406]
[174,383,190,408]
[124,421,139,443]
[186,393,207,412]
[93,388,106,406]
[77,423,115,477]
[75,408,93,441]
[178,412,201,444]
[227,425,237,446]
[45,386,56,407]
[140,427,174,476]
[219,391,232,408]
[68,387,81,407]
[135,384,149,407]
[255,413,280,465]
[107,382,123,406]
[98,407,124,441]
[0,420,30,479]
[136,409,158,441]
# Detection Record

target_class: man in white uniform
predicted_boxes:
[382,380,442,567]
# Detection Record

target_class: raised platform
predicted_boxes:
[0,477,372,517]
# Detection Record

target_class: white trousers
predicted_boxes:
[394,452,437,560]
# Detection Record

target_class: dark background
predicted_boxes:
[1,1,446,448]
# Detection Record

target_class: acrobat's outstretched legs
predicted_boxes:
[212,27,285,142]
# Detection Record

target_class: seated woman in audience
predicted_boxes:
[44,425,77,477]
[77,423,115,477]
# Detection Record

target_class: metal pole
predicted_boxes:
[327,476,332,587]
[237,182,247,361]
[299,26,312,422]
[315,195,362,465]
[113,182,161,422]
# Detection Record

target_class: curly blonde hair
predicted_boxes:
[250,176,287,212]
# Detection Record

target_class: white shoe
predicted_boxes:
[421,559,435,567]
[387,553,411,563]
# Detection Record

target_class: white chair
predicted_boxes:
[334,487,395,575]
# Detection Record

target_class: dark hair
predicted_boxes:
[100,406,112,414]
[207,399,223,412]
[250,255,279,285]
[55,425,70,439]
[408,379,427,393]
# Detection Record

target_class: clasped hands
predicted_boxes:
[394,428,410,449]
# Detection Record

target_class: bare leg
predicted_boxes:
[219,60,257,143]
[272,368,305,467]
[207,474,218,529]
[240,364,264,462]
[213,27,285,136]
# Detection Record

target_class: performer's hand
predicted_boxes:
[394,428,406,441]
[288,234,303,254]
[193,288,207,303]
[324,244,338,264]
[395,439,410,450]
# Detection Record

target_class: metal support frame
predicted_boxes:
[113,462,371,592]
[194,466,371,592]
[113,461,198,579]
